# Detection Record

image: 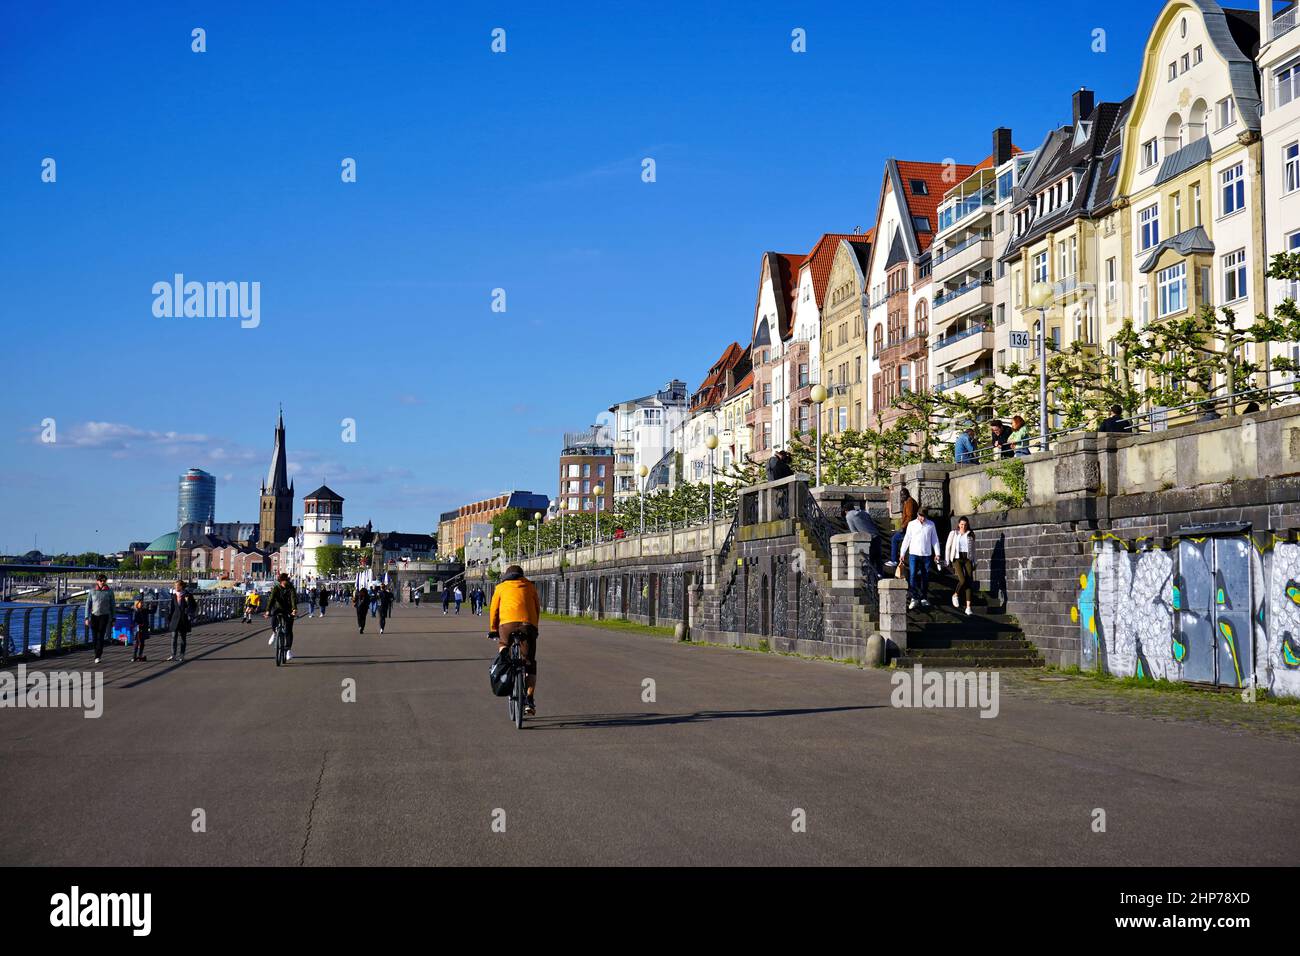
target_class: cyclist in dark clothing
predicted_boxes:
[263,573,299,661]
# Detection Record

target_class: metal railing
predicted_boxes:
[932,232,991,267]
[933,278,989,309]
[936,367,992,392]
[0,592,243,660]
[1272,5,1297,40]
[933,323,988,353]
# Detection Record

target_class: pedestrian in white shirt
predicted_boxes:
[944,516,977,616]
[899,511,942,610]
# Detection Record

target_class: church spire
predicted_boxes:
[265,408,290,495]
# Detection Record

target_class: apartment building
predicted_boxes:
[1117,1,1264,370]
[674,342,751,486]
[929,130,1019,399]
[746,251,804,461]
[990,146,1039,383]
[1001,91,1132,386]
[1259,1,1300,320]
[819,234,875,432]
[558,425,615,515]
[608,380,690,504]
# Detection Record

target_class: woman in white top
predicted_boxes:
[944,517,977,616]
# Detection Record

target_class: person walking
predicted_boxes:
[318,586,329,616]
[85,573,115,665]
[453,585,464,614]
[369,585,379,618]
[898,511,942,611]
[131,598,150,662]
[353,585,371,634]
[167,580,196,663]
[307,585,318,618]
[442,586,452,615]
[887,492,918,569]
[412,587,421,608]
[945,516,977,617]
[378,583,393,634]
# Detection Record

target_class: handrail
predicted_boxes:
[932,233,991,266]
[932,323,988,352]
[933,278,989,308]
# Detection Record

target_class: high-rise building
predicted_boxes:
[177,468,216,529]
[258,409,295,548]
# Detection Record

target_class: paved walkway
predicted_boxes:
[1,604,1296,865]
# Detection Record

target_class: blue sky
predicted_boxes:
[1,0,1161,554]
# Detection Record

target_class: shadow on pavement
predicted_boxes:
[528,705,880,730]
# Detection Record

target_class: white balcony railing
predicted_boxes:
[1273,5,1298,41]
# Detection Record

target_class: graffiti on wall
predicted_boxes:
[1074,533,1300,698]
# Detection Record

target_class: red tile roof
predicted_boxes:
[692,341,746,411]
[802,230,874,309]
[895,161,975,254]
[773,252,805,339]
[731,370,754,395]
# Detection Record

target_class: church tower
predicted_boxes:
[259,408,294,548]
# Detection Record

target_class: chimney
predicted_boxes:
[1073,87,1095,126]
[993,127,1013,167]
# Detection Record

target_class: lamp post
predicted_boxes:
[515,519,523,562]
[810,383,828,487]
[705,433,719,528]
[533,512,542,555]
[636,464,649,534]
[592,483,604,562]
[1029,281,1053,453]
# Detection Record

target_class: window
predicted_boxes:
[797,405,809,434]
[798,363,809,388]
[873,324,883,355]
[910,179,929,195]
[1220,163,1244,216]
[1157,262,1187,317]
[1142,138,1159,170]
[597,464,606,478]
[1180,53,1189,74]
[836,407,846,432]
[996,304,1006,325]
[1168,62,1177,82]
[996,349,1006,372]
[1192,182,1202,225]
[567,464,579,478]
[1288,231,1300,301]
[1032,251,1049,284]
[1139,202,1160,251]
[1140,286,1150,326]
[915,301,928,338]
[1222,249,1247,302]
[1171,192,1181,233]
[761,421,771,450]
[913,216,931,233]
[582,463,590,477]
[1193,45,1202,66]
[1216,97,1236,131]
[1286,142,1300,194]
[899,363,910,394]
[1105,259,1117,305]
[1279,57,1300,109]
[997,171,1013,200]
[854,356,862,383]
[582,480,590,493]
[761,382,772,407]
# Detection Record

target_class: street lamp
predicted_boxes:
[533,512,542,555]
[592,483,604,560]
[636,464,649,534]
[810,383,828,486]
[515,519,524,562]
[705,433,719,527]
[1029,281,1053,453]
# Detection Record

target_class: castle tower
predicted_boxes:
[258,408,295,548]
[300,485,344,583]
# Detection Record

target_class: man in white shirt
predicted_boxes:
[899,510,942,610]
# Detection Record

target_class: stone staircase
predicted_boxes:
[893,566,1042,668]
[793,523,879,641]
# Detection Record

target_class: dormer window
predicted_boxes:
[910,179,929,195]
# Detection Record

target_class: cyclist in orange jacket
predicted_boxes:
[489,565,541,716]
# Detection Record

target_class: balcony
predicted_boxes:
[1272,5,1298,40]
[932,235,994,284]
[932,278,994,326]
[932,324,994,370]
[880,330,928,364]
[936,188,995,235]
[935,367,992,393]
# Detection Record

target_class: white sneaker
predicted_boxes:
[964,606,973,616]
[379,628,384,634]
[268,633,275,645]
[952,594,960,608]
[285,650,293,661]
[908,599,917,610]
[921,599,931,608]
[94,657,101,664]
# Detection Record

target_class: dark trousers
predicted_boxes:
[356,607,368,632]
[952,556,975,605]
[890,531,906,564]
[90,614,111,658]
[133,627,148,660]
[172,625,189,658]
[379,608,389,629]
[907,555,932,601]
[273,613,295,650]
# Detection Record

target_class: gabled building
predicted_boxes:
[819,234,875,432]
[1258,1,1300,324]
[866,159,978,427]
[746,251,805,461]
[1117,1,1263,378]
[674,342,751,485]
[1000,90,1133,393]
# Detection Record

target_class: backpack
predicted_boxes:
[488,648,514,697]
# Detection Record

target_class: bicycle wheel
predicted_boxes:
[514,662,525,729]
[275,627,284,666]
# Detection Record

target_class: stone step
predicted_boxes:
[907,638,1038,650]
[894,654,1045,668]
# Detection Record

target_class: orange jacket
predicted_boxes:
[490,577,539,631]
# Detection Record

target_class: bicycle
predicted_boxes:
[503,627,529,729]
[272,613,289,667]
